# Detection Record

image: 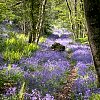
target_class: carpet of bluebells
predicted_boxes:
[0,28,100,100]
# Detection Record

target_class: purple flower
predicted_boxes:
[55,38,73,46]
[85,89,91,97]
[75,62,88,76]
[60,34,69,39]
[48,34,59,40]
[67,44,90,52]
[6,87,16,96]
[71,49,93,64]
[44,94,54,100]
[1,28,97,99]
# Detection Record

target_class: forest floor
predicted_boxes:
[18,28,96,99]
[1,28,99,100]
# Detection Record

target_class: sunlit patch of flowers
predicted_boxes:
[53,28,72,37]
[53,29,63,37]
[48,34,59,41]
[55,38,73,46]
[44,38,55,47]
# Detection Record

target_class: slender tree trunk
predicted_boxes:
[84,0,100,87]
[29,31,33,43]
[31,0,36,42]
[80,0,84,11]
[65,0,75,40]
[74,0,77,16]
[74,0,78,39]
[80,0,84,38]
[66,0,71,15]
[36,0,47,44]
[29,0,40,43]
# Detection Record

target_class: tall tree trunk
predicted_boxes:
[36,0,47,44]
[29,0,40,43]
[84,0,100,87]
[31,0,36,42]
[74,0,78,38]
[29,31,33,43]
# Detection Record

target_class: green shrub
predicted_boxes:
[0,66,24,92]
[0,36,6,52]
[3,50,23,63]
[89,93,100,100]
[39,36,47,43]
[75,37,88,44]
[0,65,26,100]
[2,33,39,63]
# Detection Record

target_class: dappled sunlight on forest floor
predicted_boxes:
[0,28,100,100]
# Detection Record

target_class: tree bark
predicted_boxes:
[36,0,47,44]
[65,0,75,38]
[74,0,77,16]
[28,0,40,43]
[84,0,100,87]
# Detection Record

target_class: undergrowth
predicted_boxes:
[0,32,39,63]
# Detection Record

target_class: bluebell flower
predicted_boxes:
[75,62,88,76]
[55,38,73,46]
[71,49,93,64]
[67,44,90,52]
[6,87,16,96]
